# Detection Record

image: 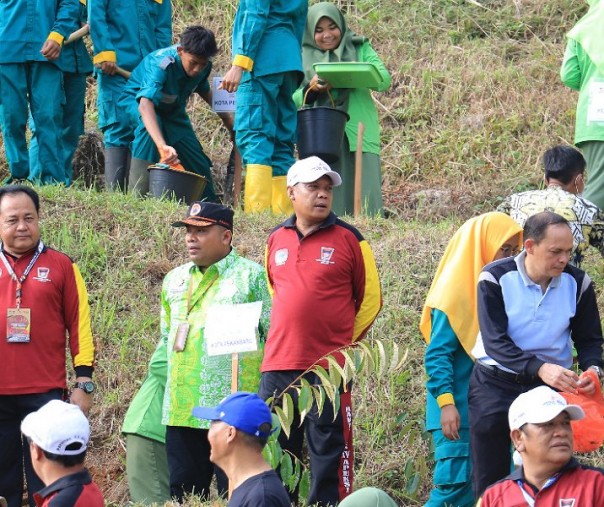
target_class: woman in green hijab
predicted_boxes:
[294,2,391,216]
[561,0,604,210]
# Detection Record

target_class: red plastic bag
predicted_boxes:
[560,369,604,452]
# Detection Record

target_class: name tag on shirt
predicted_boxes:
[7,308,31,343]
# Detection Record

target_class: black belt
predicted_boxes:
[477,361,539,385]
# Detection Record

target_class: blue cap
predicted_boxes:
[192,392,273,438]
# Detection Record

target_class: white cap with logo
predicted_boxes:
[21,400,89,455]
[508,385,584,431]
[287,156,342,187]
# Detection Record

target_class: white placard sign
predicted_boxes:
[205,301,262,356]
[212,77,237,112]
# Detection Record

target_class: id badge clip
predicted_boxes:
[7,308,31,343]
[173,322,190,352]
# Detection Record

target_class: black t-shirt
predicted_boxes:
[228,470,290,507]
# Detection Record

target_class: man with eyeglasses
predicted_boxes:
[498,145,604,267]
[119,25,233,198]
[469,211,604,499]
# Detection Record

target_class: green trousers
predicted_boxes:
[330,136,384,217]
[580,140,604,210]
[126,433,170,505]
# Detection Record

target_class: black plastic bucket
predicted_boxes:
[148,166,207,204]
[297,106,349,164]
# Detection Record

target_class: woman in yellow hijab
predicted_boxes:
[420,212,522,507]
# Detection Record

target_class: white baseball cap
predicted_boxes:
[508,386,584,431]
[286,156,342,187]
[21,400,89,455]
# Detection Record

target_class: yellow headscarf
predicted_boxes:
[419,212,523,357]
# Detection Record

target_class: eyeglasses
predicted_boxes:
[499,246,521,257]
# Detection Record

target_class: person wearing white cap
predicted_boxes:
[477,386,604,506]
[260,156,382,506]
[20,400,103,506]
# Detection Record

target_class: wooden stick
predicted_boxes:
[65,24,89,45]
[231,352,238,393]
[233,146,243,208]
[354,122,365,217]
[115,66,131,79]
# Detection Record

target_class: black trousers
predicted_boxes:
[259,370,353,507]
[165,425,227,502]
[468,364,544,497]
[0,389,63,507]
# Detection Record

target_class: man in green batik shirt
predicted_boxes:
[160,202,271,503]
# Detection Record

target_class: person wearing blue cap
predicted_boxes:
[193,392,290,507]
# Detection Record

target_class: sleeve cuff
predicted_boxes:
[233,54,253,72]
[74,365,94,378]
[437,393,455,408]
[47,31,65,46]
[93,50,117,65]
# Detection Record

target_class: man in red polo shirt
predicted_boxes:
[260,156,382,507]
[477,386,604,506]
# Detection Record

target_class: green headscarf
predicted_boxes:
[567,0,604,71]
[301,2,366,109]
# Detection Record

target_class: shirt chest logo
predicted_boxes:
[33,267,51,282]
[275,248,288,266]
[316,247,335,265]
[560,500,576,507]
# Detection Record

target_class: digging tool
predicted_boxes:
[354,122,365,216]
[65,24,89,45]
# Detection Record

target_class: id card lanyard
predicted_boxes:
[0,241,44,309]
[173,267,218,352]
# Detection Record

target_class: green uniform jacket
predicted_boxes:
[59,0,93,75]
[231,0,307,77]
[88,0,172,71]
[0,0,79,64]
[294,41,391,154]
[561,38,604,144]
[161,249,271,429]
[120,44,211,142]
[122,340,168,443]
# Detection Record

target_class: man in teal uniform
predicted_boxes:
[30,0,93,186]
[122,341,170,505]
[221,0,308,214]
[88,0,171,190]
[0,0,78,184]
[119,26,233,200]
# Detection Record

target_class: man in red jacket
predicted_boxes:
[260,156,382,506]
[0,185,95,507]
[477,386,604,506]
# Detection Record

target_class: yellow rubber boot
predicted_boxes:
[244,164,272,213]
[272,176,293,215]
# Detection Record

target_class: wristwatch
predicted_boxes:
[74,381,96,394]
[589,365,604,381]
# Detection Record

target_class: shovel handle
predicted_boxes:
[65,24,89,45]
[354,122,365,217]
[115,66,131,79]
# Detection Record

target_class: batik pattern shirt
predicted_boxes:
[161,249,271,429]
[497,185,604,266]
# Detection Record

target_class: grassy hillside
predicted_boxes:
[2,0,603,506]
